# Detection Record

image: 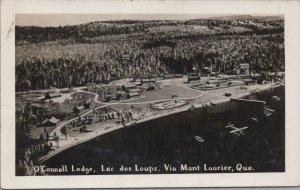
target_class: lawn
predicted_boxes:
[126,85,200,103]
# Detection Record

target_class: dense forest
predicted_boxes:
[16,16,284,91]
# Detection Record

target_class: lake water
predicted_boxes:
[44,87,285,175]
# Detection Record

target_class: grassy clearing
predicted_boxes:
[126,85,200,103]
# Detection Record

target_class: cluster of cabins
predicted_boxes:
[79,107,141,126]
[104,78,163,102]
[130,74,183,82]
[19,102,60,128]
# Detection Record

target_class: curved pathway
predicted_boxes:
[40,83,208,162]
[49,87,204,136]
[40,82,277,162]
[47,85,204,148]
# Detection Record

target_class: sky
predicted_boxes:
[16,14,232,27]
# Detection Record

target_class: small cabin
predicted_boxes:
[128,91,140,98]
[188,75,200,83]
[122,83,137,92]
[45,92,61,100]
[39,117,59,127]
[73,106,85,113]
[121,54,131,60]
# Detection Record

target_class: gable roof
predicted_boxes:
[39,116,59,127]
[49,117,59,124]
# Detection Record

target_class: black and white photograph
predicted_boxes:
[1,0,300,188]
[15,13,286,175]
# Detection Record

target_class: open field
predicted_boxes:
[125,85,200,103]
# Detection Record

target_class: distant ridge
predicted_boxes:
[15,15,283,28]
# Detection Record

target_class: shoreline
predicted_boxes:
[38,83,283,163]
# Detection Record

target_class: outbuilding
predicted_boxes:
[73,106,85,114]
[45,92,62,100]
[122,83,137,92]
[39,117,59,127]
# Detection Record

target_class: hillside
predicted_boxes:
[15,16,284,91]
[16,16,283,45]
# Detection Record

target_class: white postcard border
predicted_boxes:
[1,0,300,188]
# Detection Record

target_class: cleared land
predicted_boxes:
[126,85,200,103]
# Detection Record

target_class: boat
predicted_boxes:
[194,136,204,142]
[251,117,259,122]
[264,106,274,117]
[272,96,281,102]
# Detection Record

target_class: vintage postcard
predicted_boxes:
[1,0,300,188]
